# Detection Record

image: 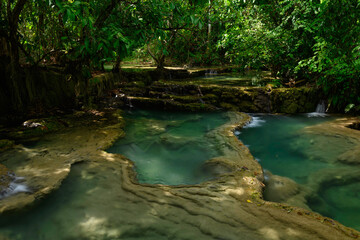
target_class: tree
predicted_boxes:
[1,0,28,109]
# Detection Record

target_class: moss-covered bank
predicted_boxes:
[91,71,320,113]
[0,65,322,124]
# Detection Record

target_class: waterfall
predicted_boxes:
[197,86,205,104]
[315,100,326,113]
[119,94,134,109]
[307,100,327,117]
[0,176,29,200]
[127,97,134,108]
[205,69,218,75]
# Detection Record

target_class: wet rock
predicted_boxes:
[201,157,234,177]
[23,120,44,128]
[263,171,310,210]
[159,133,198,149]
[347,121,360,131]
[0,109,125,213]
[337,147,360,165]
[0,139,14,152]
[299,118,360,165]
[0,164,15,197]
[0,111,358,240]
[264,172,299,202]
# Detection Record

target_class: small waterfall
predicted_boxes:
[307,100,327,117]
[0,176,30,200]
[119,94,134,109]
[315,100,326,113]
[205,69,218,75]
[197,86,205,104]
[127,97,134,108]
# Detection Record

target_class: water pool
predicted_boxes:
[0,110,359,239]
[238,114,360,231]
[107,110,229,185]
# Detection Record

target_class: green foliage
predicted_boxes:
[296,0,360,109]
[135,0,206,68]
[2,0,360,111]
[217,0,360,110]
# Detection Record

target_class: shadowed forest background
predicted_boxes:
[0,0,360,117]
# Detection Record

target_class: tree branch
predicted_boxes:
[35,49,62,66]
[94,0,140,29]
[94,0,123,29]
[11,0,28,27]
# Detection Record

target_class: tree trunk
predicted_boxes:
[112,56,121,73]
[156,55,165,70]
[6,0,29,110]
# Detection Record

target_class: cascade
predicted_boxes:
[315,100,326,113]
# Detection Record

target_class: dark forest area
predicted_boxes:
[1,0,359,116]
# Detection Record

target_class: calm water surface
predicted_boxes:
[0,110,229,239]
[0,111,359,240]
[238,114,360,231]
[107,110,229,185]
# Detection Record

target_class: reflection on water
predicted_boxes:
[107,110,229,185]
[238,114,360,231]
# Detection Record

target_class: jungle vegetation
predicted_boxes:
[0,0,360,111]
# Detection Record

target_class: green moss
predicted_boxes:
[202,94,219,104]
[238,101,258,112]
[282,102,299,113]
[220,102,238,111]
[0,164,13,190]
[171,95,200,103]
[0,139,14,152]
[130,81,146,88]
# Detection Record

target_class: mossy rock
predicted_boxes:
[171,95,200,103]
[207,87,223,97]
[0,139,14,152]
[111,110,126,128]
[237,101,258,112]
[280,102,299,114]
[221,92,240,103]
[129,81,146,88]
[0,164,14,193]
[203,94,219,104]
[220,102,238,111]
[9,118,69,139]
[348,122,360,131]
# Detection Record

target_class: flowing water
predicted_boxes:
[238,114,360,231]
[107,110,229,185]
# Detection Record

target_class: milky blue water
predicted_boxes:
[107,110,229,185]
[238,114,360,231]
[238,114,337,184]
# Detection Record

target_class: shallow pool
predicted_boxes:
[238,114,360,231]
[0,111,359,239]
[0,161,190,240]
[107,110,229,185]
